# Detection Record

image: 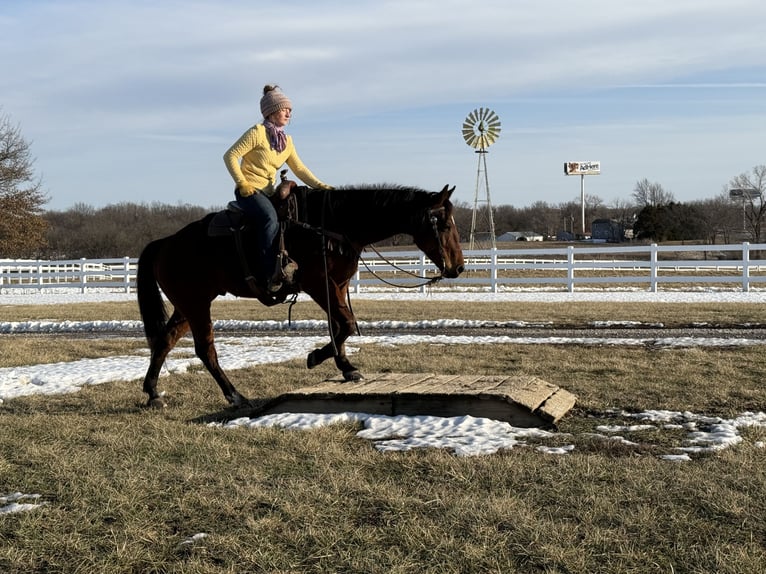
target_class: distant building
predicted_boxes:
[591,219,626,242]
[497,231,544,242]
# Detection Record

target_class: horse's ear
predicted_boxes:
[438,185,455,203]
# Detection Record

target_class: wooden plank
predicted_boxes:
[535,388,578,423]
[493,376,560,412]
[398,374,467,394]
[355,372,437,394]
[286,373,426,396]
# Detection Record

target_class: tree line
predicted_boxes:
[2,109,765,259]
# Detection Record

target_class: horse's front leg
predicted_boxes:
[333,341,361,381]
[306,282,362,381]
[307,334,361,381]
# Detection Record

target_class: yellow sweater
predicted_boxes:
[223,123,330,196]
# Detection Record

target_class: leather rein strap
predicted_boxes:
[359,206,447,289]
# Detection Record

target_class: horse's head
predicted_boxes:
[413,185,465,279]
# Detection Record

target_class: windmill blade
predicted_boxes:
[486,127,501,138]
[462,130,479,148]
[462,127,479,148]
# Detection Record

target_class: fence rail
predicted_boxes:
[3,243,766,294]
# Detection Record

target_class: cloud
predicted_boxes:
[2,0,766,209]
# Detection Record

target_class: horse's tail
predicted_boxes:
[136,239,168,342]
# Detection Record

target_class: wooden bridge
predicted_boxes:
[251,373,576,427]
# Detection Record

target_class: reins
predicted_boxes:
[359,244,444,289]
[358,206,448,289]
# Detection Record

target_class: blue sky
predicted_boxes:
[2,0,765,211]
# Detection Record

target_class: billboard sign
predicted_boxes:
[564,161,600,176]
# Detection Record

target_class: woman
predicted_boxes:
[223,84,332,293]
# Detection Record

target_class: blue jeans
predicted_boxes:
[235,191,279,280]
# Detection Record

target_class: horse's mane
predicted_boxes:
[294,184,445,236]
[320,183,435,213]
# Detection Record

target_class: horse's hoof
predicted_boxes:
[307,351,318,370]
[147,397,167,409]
[343,370,363,382]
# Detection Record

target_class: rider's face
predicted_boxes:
[269,108,291,127]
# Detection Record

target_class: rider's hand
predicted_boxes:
[235,182,256,197]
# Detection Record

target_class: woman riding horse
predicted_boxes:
[224,84,332,294]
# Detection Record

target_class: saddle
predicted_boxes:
[208,179,298,238]
[207,174,300,298]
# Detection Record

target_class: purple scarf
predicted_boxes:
[263,120,287,153]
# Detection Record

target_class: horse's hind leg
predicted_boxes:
[143,310,189,408]
[185,309,248,407]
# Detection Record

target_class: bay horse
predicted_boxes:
[136,184,464,408]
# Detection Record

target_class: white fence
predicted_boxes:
[3,243,766,294]
[0,257,135,293]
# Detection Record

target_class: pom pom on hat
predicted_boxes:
[260,85,292,118]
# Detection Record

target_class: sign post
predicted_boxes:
[564,161,601,235]
[729,187,761,232]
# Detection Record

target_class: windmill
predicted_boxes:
[462,107,501,250]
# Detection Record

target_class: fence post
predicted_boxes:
[567,246,575,292]
[742,242,751,292]
[80,258,87,293]
[649,244,658,292]
[419,254,427,294]
[490,248,498,293]
[123,256,132,293]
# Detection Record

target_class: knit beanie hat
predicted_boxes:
[260,85,292,118]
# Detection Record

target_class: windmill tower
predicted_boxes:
[462,107,501,250]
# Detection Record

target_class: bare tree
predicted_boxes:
[608,198,638,228]
[632,178,674,208]
[44,202,210,258]
[584,193,607,222]
[0,111,48,257]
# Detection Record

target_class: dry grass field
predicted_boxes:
[1,298,766,573]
